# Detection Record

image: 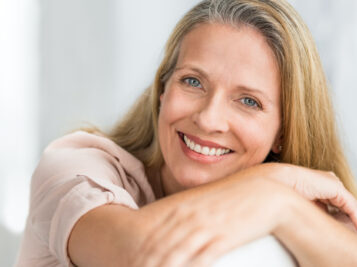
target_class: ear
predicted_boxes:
[271,133,283,154]
[158,92,165,112]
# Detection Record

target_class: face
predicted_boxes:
[158,23,282,195]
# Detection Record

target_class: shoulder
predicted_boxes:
[32,131,156,204]
[21,131,156,265]
[45,130,137,160]
[42,130,144,173]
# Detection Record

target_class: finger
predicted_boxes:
[328,187,357,228]
[327,171,339,181]
[189,237,231,267]
[331,212,357,232]
[135,205,199,267]
[140,207,178,247]
[319,199,331,205]
[132,208,179,267]
[314,200,328,213]
[342,192,357,228]
[316,199,341,214]
[157,227,215,267]
[326,204,340,214]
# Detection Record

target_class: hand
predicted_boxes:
[129,173,296,267]
[266,163,357,230]
[331,211,357,232]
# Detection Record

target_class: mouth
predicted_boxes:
[177,131,234,156]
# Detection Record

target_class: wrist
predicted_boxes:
[272,188,304,238]
[263,162,300,188]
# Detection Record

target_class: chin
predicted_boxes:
[174,168,221,188]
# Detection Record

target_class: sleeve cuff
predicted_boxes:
[48,174,138,266]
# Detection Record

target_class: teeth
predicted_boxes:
[193,144,201,153]
[201,146,210,155]
[209,148,216,156]
[182,134,231,156]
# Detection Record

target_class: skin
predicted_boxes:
[68,164,357,267]
[68,23,357,267]
[159,23,282,195]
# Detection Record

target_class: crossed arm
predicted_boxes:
[68,163,357,267]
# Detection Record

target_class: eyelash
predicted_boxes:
[181,77,202,88]
[179,76,262,110]
[238,97,262,109]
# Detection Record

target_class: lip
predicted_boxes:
[177,132,233,164]
[178,131,232,150]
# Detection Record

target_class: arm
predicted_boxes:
[275,193,357,267]
[68,164,289,266]
[68,163,357,267]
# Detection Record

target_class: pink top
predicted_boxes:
[15,131,163,267]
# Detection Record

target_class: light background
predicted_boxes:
[0,0,356,266]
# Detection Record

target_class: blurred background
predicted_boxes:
[0,0,356,265]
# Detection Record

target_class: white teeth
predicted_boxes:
[215,148,222,156]
[201,146,210,155]
[209,148,216,156]
[181,134,231,156]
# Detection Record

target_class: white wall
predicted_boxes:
[0,0,356,265]
[38,0,201,152]
[0,0,39,266]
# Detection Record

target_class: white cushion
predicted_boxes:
[213,235,297,267]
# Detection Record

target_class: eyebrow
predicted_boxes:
[174,64,275,105]
[174,65,209,80]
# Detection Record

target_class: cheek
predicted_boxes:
[230,114,280,153]
[158,87,190,153]
[160,86,195,125]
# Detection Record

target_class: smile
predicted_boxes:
[178,132,233,156]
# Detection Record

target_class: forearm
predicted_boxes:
[68,204,143,266]
[68,164,283,266]
[274,194,357,267]
[68,177,224,266]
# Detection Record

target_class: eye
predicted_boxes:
[239,97,261,109]
[182,77,202,88]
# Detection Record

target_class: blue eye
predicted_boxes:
[183,77,202,88]
[240,97,260,108]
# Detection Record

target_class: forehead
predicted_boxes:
[176,23,280,97]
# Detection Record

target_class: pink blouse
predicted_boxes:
[15,131,161,266]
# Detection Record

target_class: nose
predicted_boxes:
[192,93,229,134]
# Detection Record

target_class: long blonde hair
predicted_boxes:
[83,0,357,197]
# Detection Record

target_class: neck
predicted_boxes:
[145,165,165,199]
[160,164,186,196]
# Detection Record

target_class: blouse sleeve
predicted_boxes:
[26,131,155,266]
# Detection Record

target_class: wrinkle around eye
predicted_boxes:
[236,97,263,110]
[182,77,203,88]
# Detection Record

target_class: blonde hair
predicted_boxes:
[83,0,357,196]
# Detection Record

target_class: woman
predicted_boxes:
[16,0,357,266]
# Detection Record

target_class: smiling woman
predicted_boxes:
[158,23,281,192]
[15,0,357,266]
